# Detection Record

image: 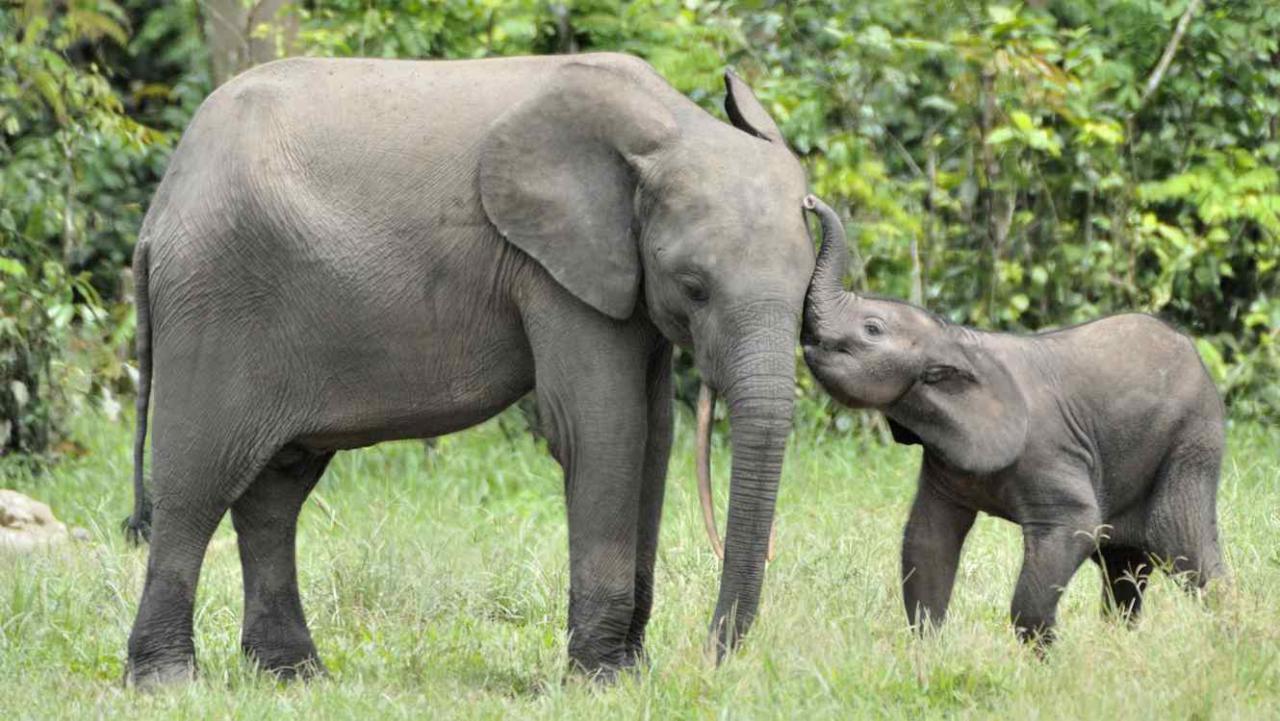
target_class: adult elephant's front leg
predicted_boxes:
[626,340,674,665]
[526,304,661,678]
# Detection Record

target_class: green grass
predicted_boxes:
[2,409,1279,719]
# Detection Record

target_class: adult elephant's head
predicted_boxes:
[479,55,812,656]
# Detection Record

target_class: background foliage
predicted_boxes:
[2,0,1278,458]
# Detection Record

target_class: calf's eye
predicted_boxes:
[921,364,965,384]
[864,319,885,337]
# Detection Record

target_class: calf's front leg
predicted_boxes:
[901,478,976,631]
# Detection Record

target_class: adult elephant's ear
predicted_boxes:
[480,62,678,320]
[886,339,1027,476]
[724,68,783,143]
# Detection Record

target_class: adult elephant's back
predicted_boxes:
[138,57,581,450]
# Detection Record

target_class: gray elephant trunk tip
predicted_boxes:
[802,194,853,338]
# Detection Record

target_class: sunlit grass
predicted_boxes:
[2,409,1278,719]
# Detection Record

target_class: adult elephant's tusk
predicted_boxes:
[696,383,776,562]
[697,384,725,560]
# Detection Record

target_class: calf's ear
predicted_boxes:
[886,340,1027,475]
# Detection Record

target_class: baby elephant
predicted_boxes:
[799,196,1225,644]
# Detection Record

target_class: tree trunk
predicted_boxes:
[200,0,298,87]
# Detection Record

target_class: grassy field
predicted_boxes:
[2,407,1278,719]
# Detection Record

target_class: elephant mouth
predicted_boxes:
[800,342,823,366]
[801,342,843,382]
[799,327,819,348]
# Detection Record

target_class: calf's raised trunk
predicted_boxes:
[802,195,852,336]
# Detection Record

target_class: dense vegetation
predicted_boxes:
[3,0,1279,457]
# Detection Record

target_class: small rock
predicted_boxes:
[0,489,72,552]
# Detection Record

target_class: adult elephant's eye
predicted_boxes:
[679,275,709,304]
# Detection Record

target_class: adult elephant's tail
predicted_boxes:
[123,240,153,545]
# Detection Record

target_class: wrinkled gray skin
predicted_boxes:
[123,54,814,687]
[801,199,1225,645]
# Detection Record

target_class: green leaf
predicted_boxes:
[988,5,1017,26]
[8,380,29,409]
[0,257,27,278]
[987,126,1018,146]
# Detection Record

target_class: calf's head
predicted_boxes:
[800,197,1028,476]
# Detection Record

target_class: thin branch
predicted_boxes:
[61,133,76,265]
[198,0,251,57]
[884,128,923,178]
[1131,0,1202,117]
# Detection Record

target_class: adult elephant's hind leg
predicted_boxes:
[232,445,333,679]
[626,341,674,666]
[126,431,270,688]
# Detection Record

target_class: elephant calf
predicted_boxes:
[798,197,1226,644]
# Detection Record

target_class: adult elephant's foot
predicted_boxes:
[563,593,642,683]
[123,656,197,691]
[566,627,634,684]
[565,663,620,686]
[621,641,648,672]
[1014,621,1057,660]
[566,648,627,684]
[565,658,641,686]
[247,651,328,682]
[242,635,327,681]
[565,642,651,686]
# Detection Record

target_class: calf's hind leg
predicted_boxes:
[1092,546,1152,621]
[1146,437,1225,590]
[232,445,333,678]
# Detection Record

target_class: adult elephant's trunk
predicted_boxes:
[802,194,851,334]
[707,338,795,657]
[696,386,774,562]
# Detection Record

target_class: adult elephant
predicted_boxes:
[123,53,814,686]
